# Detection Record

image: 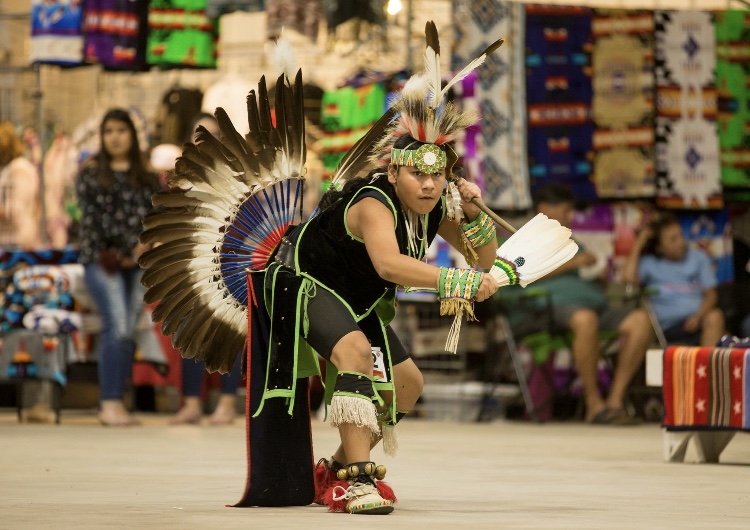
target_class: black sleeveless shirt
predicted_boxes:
[291,175,445,318]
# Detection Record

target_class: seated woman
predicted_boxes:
[623,212,726,347]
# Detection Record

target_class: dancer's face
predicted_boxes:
[387,164,445,215]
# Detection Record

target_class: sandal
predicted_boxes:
[589,408,640,425]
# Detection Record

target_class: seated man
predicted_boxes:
[531,184,653,424]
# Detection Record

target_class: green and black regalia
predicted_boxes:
[256,173,446,421]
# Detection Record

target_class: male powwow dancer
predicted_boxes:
[139,21,576,514]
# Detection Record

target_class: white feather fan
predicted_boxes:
[489,213,579,288]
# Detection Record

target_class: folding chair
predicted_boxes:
[477,287,565,423]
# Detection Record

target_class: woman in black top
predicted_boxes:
[75,108,158,426]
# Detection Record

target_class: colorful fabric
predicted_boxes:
[676,209,734,284]
[30,0,84,65]
[525,4,596,200]
[663,346,749,430]
[319,83,386,175]
[591,9,655,198]
[449,72,483,190]
[146,0,217,68]
[655,10,722,209]
[452,0,530,210]
[0,329,74,386]
[462,211,496,249]
[0,249,79,335]
[715,11,750,200]
[83,0,149,70]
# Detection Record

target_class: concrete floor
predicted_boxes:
[1,411,749,529]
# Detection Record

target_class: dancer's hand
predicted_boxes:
[474,273,499,302]
[454,178,482,219]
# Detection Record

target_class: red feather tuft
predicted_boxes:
[313,462,337,505]
[322,479,351,512]
[376,481,397,502]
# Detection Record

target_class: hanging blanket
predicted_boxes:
[663,346,750,431]
[452,0,530,210]
[591,9,655,199]
[676,210,734,284]
[525,4,596,201]
[715,11,750,201]
[655,10,722,209]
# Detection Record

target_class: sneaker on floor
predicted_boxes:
[332,481,394,515]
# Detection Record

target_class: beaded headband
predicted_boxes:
[390,144,447,173]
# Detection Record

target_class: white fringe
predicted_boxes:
[445,310,463,354]
[381,425,398,457]
[330,395,379,435]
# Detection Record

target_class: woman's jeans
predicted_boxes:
[84,263,145,402]
[182,354,242,398]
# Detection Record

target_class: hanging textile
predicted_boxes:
[591,9,655,199]
[30,0,84,65]
[525,4,596,201]
[655,10,722,209]
[82,0,149,71]
[449,71,483,193]
[452,0,530,210]
[676,209,734,284]
[265,0,322,41]
[715,10,750,201]
[146,0,217,68]
[319,82,386,177]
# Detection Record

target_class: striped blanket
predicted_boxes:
[663,346,750,430]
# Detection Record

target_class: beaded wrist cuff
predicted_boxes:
[437,267,483,354]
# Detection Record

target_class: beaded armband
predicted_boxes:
[461,211,497,249]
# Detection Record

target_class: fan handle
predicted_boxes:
[470,197,517,234]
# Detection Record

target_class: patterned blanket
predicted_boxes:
[525,4,596,200]
[452,0,530,210]
[654,11,722,209]
[715,10,750,201]
[591,9,655,199]
[663,346,749,430]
